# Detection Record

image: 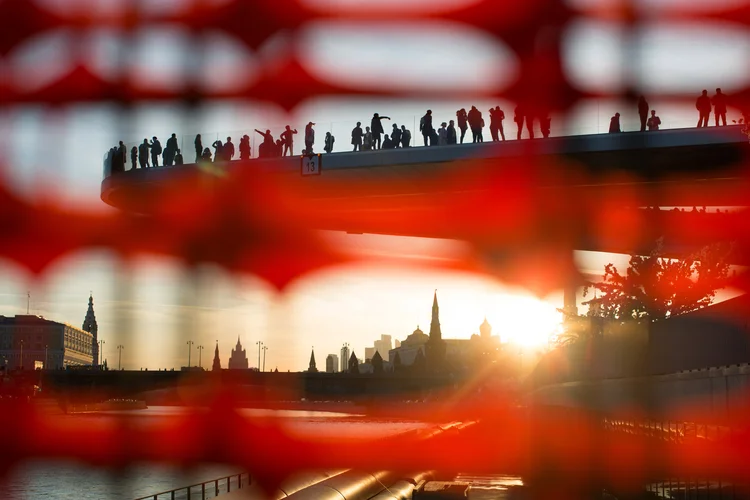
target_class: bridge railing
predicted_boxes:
[133,472,250,500]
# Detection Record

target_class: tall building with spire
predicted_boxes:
[479,317,492,339]
[307,348,318,373]
[228,336,249,369]
[212,341,221,371]
[82,294,99,367]
[426,290,446,371]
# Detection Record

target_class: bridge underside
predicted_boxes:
[101,127,750,263]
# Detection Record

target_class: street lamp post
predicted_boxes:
[186,340,194,367]
[99,339,105,370]
[262,346,268,372]
[117,345,124,370]
[19,339,24,371]
[197,345,204,368]
[255,341,263,370]
[44,345,48,370]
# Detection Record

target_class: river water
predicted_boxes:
[5,406,430,500]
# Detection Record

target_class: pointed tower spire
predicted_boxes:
[212,341,221,371]
[480,316,492,338]
[429,289,442,341]
[308,348,318,373]
[82,294,99,366]
[426,290,446,372]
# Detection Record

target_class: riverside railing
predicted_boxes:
[134,472,250,500]
[604,417,741,499]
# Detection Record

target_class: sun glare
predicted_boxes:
[494,293,561,349]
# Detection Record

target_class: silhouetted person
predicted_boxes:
[109,146,121,174]
[139,139,150,168]
[324,132,335,153]
[492,106,506,141]
[115,141,126,173]
[130,146,137,170]
[609,112,621,133]
[280,126,297,156]
[400,126,411,148]
[225,137,235,160]
[447,120,457,145]
[150,136,162,167]
[201,147,212,162]
[456,108,468,143]
[420,109,434,147]
[106,147,114,175]
[212,139,224,161]
[255,129,274,158]
[351,122,363,152]
[304,122,315,154]
[638,96,649,132]
[540,112,551,138]
[713,88,727,126]
[697,89,711,127]
[647,110,661,131]
[239,135,251,160]
[514,104,524,139]
[174,149,183,165]
[164,133,178,166]
[382,134,394,149]
[437,122,447,145]
[275,139,283,157]
[363,127,373,151]
[467,106,482,143]
[429,129,439,146]
[194,134,203,163]
[524,107,535,139]
[371,113,390,149]
[391,123,402,148]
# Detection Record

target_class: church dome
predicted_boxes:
[403,325,429,346]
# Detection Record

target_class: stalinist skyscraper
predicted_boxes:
[82,294,99,366]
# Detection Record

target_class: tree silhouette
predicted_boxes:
[583,241,732,322]
[371,351,384,374]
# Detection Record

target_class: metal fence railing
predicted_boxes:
[134,472,250,500]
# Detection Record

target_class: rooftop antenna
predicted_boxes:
[26,291,30,315]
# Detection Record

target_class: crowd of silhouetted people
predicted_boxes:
[106,91,742,173]
[608,89,731,134]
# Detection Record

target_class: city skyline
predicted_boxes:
[0,246,572,371]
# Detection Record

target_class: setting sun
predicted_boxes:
[491,293,562,349]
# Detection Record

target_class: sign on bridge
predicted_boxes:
[300,154,322,176]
